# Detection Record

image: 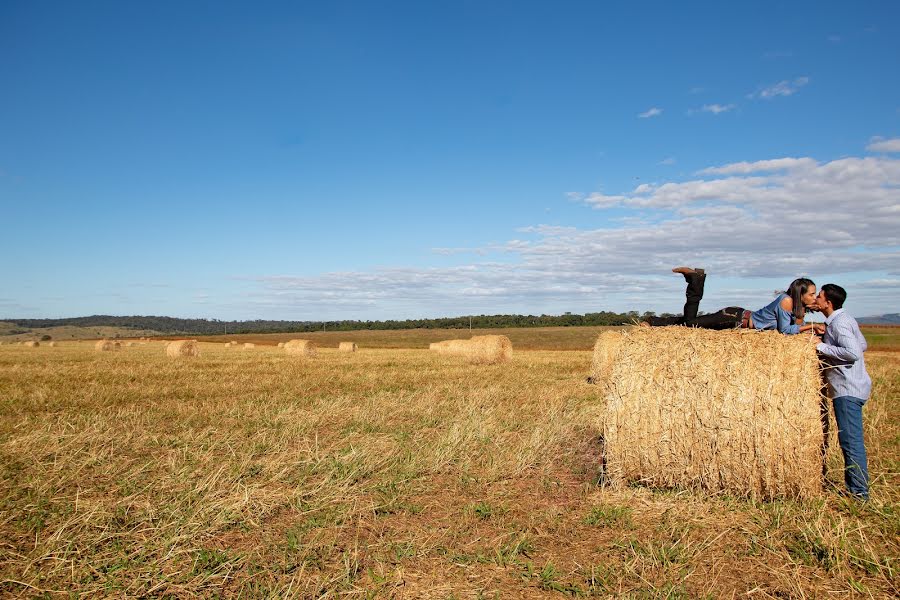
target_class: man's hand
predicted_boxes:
[813,323,826,335]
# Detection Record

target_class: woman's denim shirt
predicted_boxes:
[751,293,800,334]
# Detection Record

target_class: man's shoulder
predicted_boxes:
[833,310,861,330]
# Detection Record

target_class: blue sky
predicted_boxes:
[2,1,898,320]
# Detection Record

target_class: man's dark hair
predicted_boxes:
[821,283,846,310]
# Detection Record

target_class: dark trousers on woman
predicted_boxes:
[647,271,745,330]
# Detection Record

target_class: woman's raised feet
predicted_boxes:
[672,266,705,276]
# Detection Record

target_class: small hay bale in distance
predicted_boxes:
[430,335,512,364]
[95,340,120,352]
[166,340,200,358]
[24,341,40,348]
[48,342,57,347]
[277,342,285,348]
[243,343,255,349]
[591,327,823,499]
[284,339,317,357]
[338,341,357,352]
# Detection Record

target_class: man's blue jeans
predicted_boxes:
[832,396,869,499]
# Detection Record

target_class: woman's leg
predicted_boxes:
[645,267,705,327]
[687,307,745,330]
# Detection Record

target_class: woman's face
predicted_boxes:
[802,285,817,308]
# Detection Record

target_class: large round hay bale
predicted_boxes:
[590,327,823,499]
[24,341,39,348]
[48,342,57,347]
[243,343,255,349]
[338,341,357,352]
[284,339,317,357]
[166,340,200,358]
[95,340,120,352]
[430,335,512,364]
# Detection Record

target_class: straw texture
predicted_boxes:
[591,326,824,499]
[243,343,255,349]
[338,342,357,352]
[284,339,317,357]
[429,335,512,364]
[166,340,200,358]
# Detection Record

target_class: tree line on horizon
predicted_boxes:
[3,311,670,335]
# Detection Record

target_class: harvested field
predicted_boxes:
[0,338,896,598]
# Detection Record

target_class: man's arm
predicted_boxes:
[817,318,863,362]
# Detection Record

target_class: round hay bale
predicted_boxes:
[126,341,137,347]
[338,341,357,352]
[95,340,120,352]
[590,327,824,499]
[284,339,317,357]
[243,343,255,349]
[277,342,285,348]
[48,342,57,347]
[166,340,200,358]
[24,341,39,348]
[431,335,512,364]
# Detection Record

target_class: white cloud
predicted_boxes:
[867,137,900,153]
[752,77,809,99]
[700,103,736,114]
[659,157,677,165]
[638,107,663,118]
[698,157,816,175]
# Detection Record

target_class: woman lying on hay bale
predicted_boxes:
[642,267,818,334]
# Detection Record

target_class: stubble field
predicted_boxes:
[0,331,897,598]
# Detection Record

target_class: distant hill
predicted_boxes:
[859,313,900,325]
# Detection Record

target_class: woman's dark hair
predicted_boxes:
[786,278,816,320]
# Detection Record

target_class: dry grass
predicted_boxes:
[593,328,824,499]
[0,339,897,598]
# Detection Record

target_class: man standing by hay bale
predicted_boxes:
[815,284,872,501]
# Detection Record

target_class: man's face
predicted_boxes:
[816,290,830,311]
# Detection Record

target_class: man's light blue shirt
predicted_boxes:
[817,308,871,400]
